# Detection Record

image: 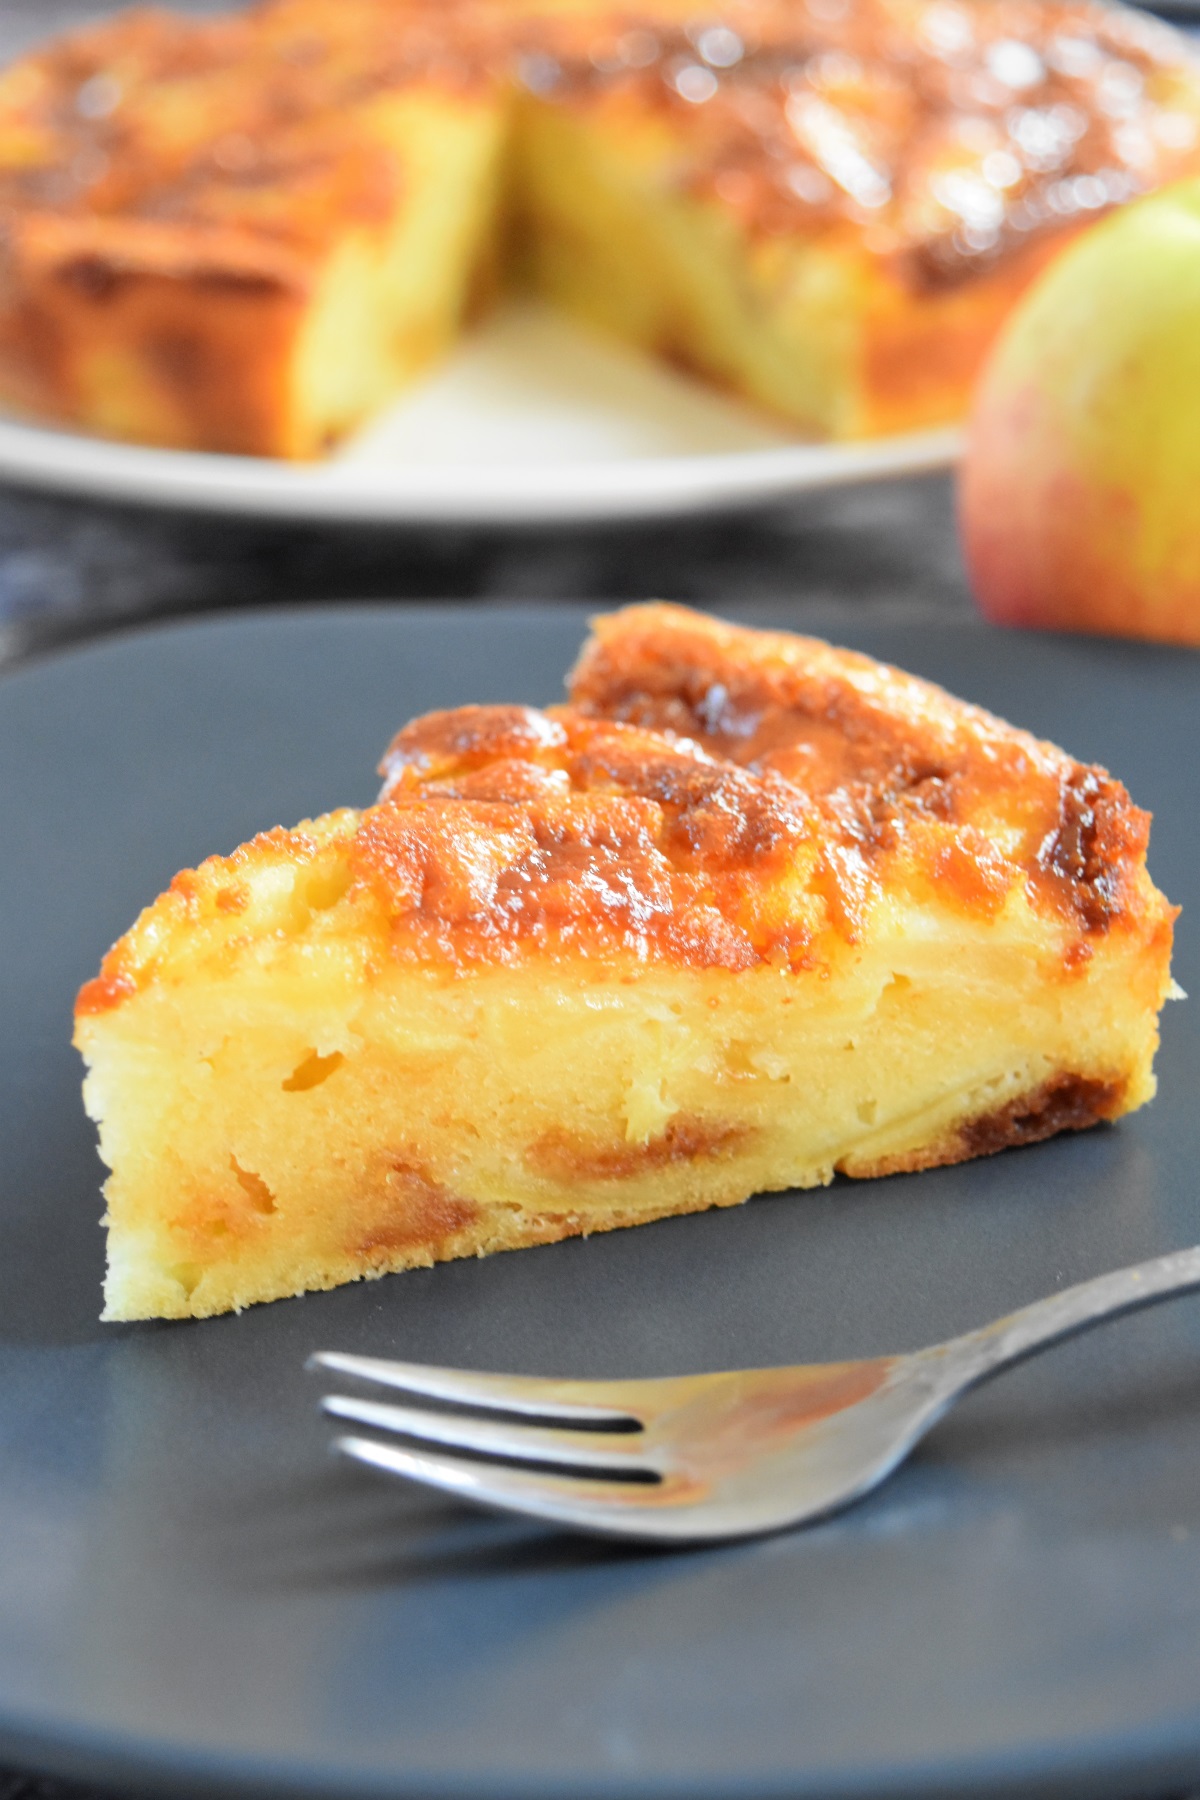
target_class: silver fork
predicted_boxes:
[310,1245,1200,1543]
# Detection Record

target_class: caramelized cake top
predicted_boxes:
[75,606,1173,1022]
[368,705,834,968]
[4,0,1198,291]
[512,0,1200,284]
[568,604,1165,939]
[0,1,497,279]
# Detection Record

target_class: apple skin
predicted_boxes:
[959,182,1200,645]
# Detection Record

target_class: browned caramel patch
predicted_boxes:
[569,604,1160,943]
[841,1072,1127,1179]
[1036,767,1152,933]
[380,704,567,786]
[958,1073,1127,1159]
[529,1114,750,1183]
[74,964,137,1016]
[357,1158,478,1256]
[354,708,822,970]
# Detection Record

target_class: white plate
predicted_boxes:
[0,301,961,526]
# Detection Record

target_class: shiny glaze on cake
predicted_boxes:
[0,2,492,253]
[7,0,1195,283]
[77,605,1174,1023]
[569,604,1166,940]
[513,0,1200,284]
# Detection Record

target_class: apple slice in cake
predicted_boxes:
[74,607,1176,1320]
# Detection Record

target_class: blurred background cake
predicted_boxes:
[0,0,1197,454]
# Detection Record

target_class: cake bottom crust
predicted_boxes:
[839,1070,1127,1179]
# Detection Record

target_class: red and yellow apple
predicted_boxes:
[959,182,1200,645]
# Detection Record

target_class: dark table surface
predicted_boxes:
[0,469,968,671]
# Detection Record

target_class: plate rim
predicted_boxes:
[0,412,961,526]
[3,1667,1200,1800]
[2,604,1198,1800]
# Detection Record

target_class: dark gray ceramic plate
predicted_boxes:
[1,603,1199,1800]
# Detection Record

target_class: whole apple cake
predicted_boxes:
[74,606,1178,1321]
[1,0,1199,452]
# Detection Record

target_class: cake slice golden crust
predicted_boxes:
[74,607,1176,1321]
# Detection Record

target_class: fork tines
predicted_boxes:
[308,1350,669,1533]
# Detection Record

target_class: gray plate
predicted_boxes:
[1,603,1199,1800]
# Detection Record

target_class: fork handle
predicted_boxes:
[933,1244,1200,1392]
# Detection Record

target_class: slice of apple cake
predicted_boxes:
[74,607,1176,1320]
